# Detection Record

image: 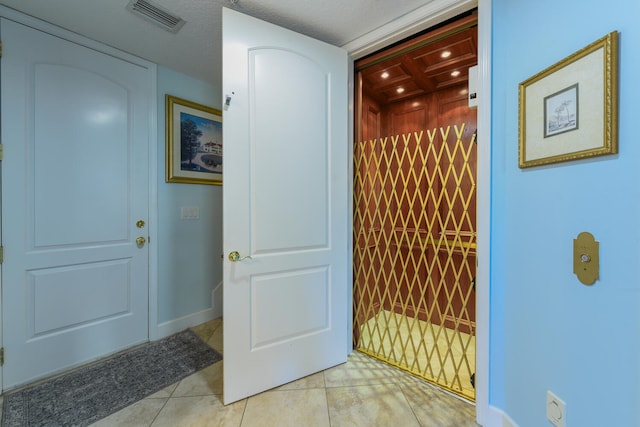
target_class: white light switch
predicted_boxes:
[180,206,200,220]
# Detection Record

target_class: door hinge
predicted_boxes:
[0,246,3,264]
[0,40,3,58]
[0,348,4,366]
[0,143,3,161]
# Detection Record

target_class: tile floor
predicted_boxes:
[2,318,479,426]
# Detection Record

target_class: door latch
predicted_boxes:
[228,251,251,262]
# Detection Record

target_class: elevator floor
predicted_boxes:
[357,309,475,399]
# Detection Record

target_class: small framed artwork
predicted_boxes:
[518,31,618,168]
[166,95,222,185]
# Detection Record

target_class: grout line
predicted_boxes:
[147,396,171,427]
[147,378,182,426]
[238,396,249,427]
[322,370,334,427]
[398,382,425,427]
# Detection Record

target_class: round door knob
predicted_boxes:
[136,236,146,247]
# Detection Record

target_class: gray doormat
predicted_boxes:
[1,329,222,427]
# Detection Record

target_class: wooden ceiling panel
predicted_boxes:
[362,62,412,90]
[414,36,477,76]
[379,80,425,103]
[357,14,478,105]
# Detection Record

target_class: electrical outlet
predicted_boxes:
[547,391,565,427]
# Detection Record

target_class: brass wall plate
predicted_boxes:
[573,232,599,285]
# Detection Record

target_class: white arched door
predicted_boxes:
[1,18,152,390]
[222,8,351,404]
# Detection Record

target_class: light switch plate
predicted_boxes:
[180,206,200,220]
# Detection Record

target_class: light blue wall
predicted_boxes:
[491,1,640,425]
[156,66,223,324]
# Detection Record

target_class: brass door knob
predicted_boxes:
[228,251,252,262]
[136,236,146,247]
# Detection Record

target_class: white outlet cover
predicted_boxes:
[546,391,565,427]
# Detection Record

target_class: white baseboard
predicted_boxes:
[155,307,217,339]
[502,411,518,427]
[212,281,223,319]
[482,406,518,427]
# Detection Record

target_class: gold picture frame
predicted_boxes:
[166,95,222,185]
[518,31,618,168]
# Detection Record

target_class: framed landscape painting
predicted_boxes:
[166,95,222,185]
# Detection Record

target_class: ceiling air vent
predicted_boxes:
[126,0,186,33]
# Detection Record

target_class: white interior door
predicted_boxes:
[1,18,151,389]
[222,8,350,404]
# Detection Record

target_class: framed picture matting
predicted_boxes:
[518,31,618,168]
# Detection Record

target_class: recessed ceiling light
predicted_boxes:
[381,71,390,79]
[396,87,405,94]
[441,50,452,58]
[451,70,461,77]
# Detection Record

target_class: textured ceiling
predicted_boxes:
[0,0,443,86]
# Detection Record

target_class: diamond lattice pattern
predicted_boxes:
[353,124,476,400]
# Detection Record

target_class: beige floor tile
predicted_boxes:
[147,382,179,399]
[401,380,478,427]
[172,361,223,397]
[89,398,167,427]
[207,324,224,354]
[326,383,420,427]
[323,351,403,388]
[275,371,325,391]
[240,389,330,427]
[151,395,245,427]
[191,318,223,343]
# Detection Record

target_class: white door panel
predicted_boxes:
[223,8,350,404]
[250,49,329,253]
[249,266,331,347]
[30,260,131,335]
[33,64,130,246]
[1,18,151,389]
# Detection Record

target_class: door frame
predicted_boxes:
[343,0,493,425]
[0,5,159,391]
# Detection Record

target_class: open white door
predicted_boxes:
[222,8,350,404]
